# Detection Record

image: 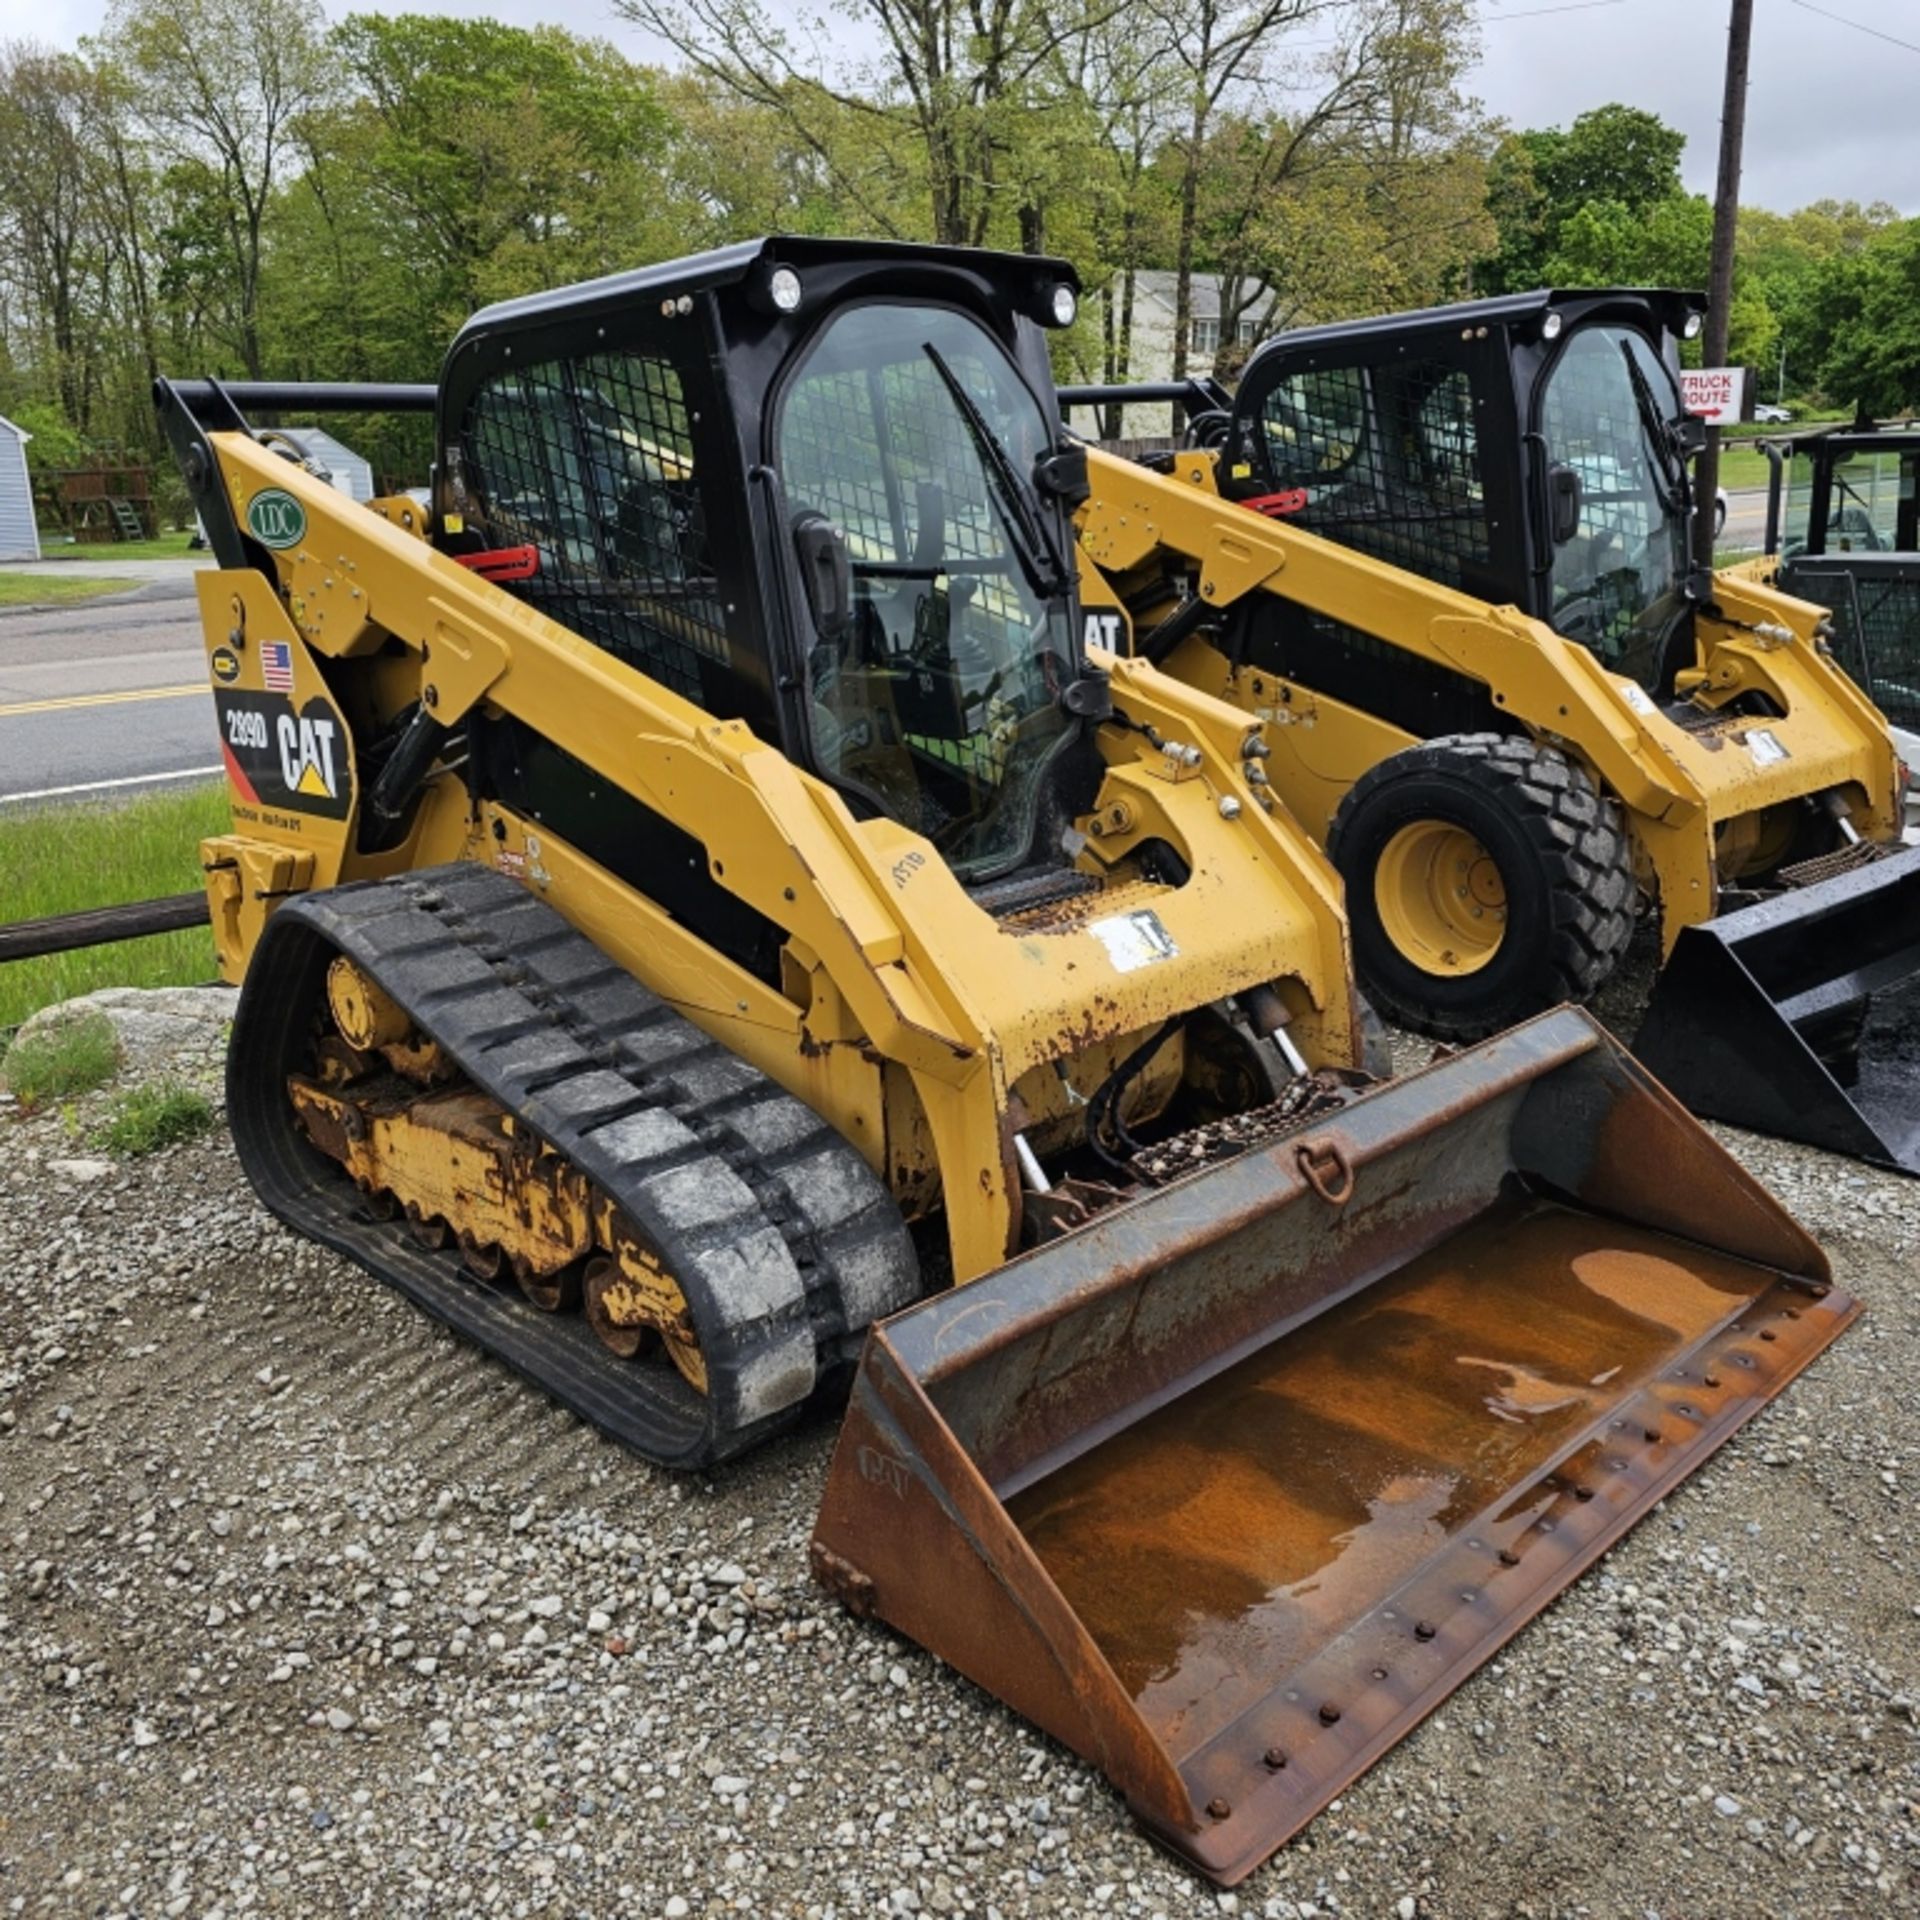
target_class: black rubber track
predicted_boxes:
[1330,732,1637,1041]
[226,864,920,1470]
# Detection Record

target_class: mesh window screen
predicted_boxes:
[780,350,1009,571]
[1786,565,1920,731]
[463,352,728,703]
[1256,359,1489,588]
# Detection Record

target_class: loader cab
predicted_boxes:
[1224,289,1707,697]
[1768,425,1920,739]
[437,238,1100,908]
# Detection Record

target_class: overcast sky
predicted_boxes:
[3,0,1914,215]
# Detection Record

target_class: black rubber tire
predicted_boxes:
[1329,732,1637,1042]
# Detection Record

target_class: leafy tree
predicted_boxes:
[1478,103,1686,296]
[1816,218,1920,416]
[0,46,102,425]
[1531,102,1683,219]
[611,0,1110,248]
[1184,0,1489,375]
[1739,199,1902,400]
[6,400,90,474]
[329,16,672,316]
[107,0,336,378]
[1544,191,1709,288]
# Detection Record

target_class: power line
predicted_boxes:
[1478,0,1632,20]
[1787,0,1920,58]
[1257,0,1631,55]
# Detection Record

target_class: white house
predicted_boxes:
[0,415,40,562]
[1099,271,1274,438]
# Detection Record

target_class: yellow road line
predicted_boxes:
[0,681,207,719]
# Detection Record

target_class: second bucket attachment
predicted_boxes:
[1634,843,1920,1174]
[811,1008,1856,1885]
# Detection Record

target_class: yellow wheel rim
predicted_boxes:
[1375,821,1508,977]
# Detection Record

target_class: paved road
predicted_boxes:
[0,566,221,805]
[4,554,215,583]
[1721,486,1769,553]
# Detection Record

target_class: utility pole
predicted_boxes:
[1694,0,1754,572]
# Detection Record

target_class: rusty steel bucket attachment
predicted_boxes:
[1634,843,1920,1175]
[811,1008,1856,1885]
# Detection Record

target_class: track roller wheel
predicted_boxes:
[1330,732,1636,1041]
[459,1235,504,1281]
[584,1251,707,1394]
[405,1205,449,1250]
[514,1254,582,1315]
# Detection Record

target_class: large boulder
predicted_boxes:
[8,985,236,1084]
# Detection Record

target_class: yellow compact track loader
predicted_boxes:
[1064,290,1920,1172]
[160,241,1856,1882]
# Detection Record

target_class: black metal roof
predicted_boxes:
[451,236,1081,352]
[1242,287,1707,363]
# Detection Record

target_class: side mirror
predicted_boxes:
[793,510,853,640]
[1032,443,1089,509]
[1546,463,1584,545]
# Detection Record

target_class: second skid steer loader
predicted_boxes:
[160,240,1857,1882]
[1064,289,1920,1171]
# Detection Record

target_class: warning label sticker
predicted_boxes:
[1088,909,1179,973]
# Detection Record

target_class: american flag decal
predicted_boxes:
[261,641,294,693]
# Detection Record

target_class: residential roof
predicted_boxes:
[1121,270,1274,320]
[0,414,30,444]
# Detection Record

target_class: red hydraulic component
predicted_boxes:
[455,545,540,583]
[1240,488,1310,519]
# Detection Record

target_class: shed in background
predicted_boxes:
[276,427,375,503]
[0,416,41,562]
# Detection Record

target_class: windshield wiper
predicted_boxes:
[1618,340,1693,520]
[920,343,1072,599]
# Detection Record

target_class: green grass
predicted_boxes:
[1715,443,1775,492]
[1714,413,1852,494]
[35,532,199,564]
[0,571,138,606]
[0,1008,120,1106]
[0,782,229,1032]
[94,1080,215,1154]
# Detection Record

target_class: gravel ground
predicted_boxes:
[0,1025,1915,1920]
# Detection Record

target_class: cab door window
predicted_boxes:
[1538,325,1689,684]
[463,350,743,713]
[1255,359,1490,588]
[774,302,1076,881]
